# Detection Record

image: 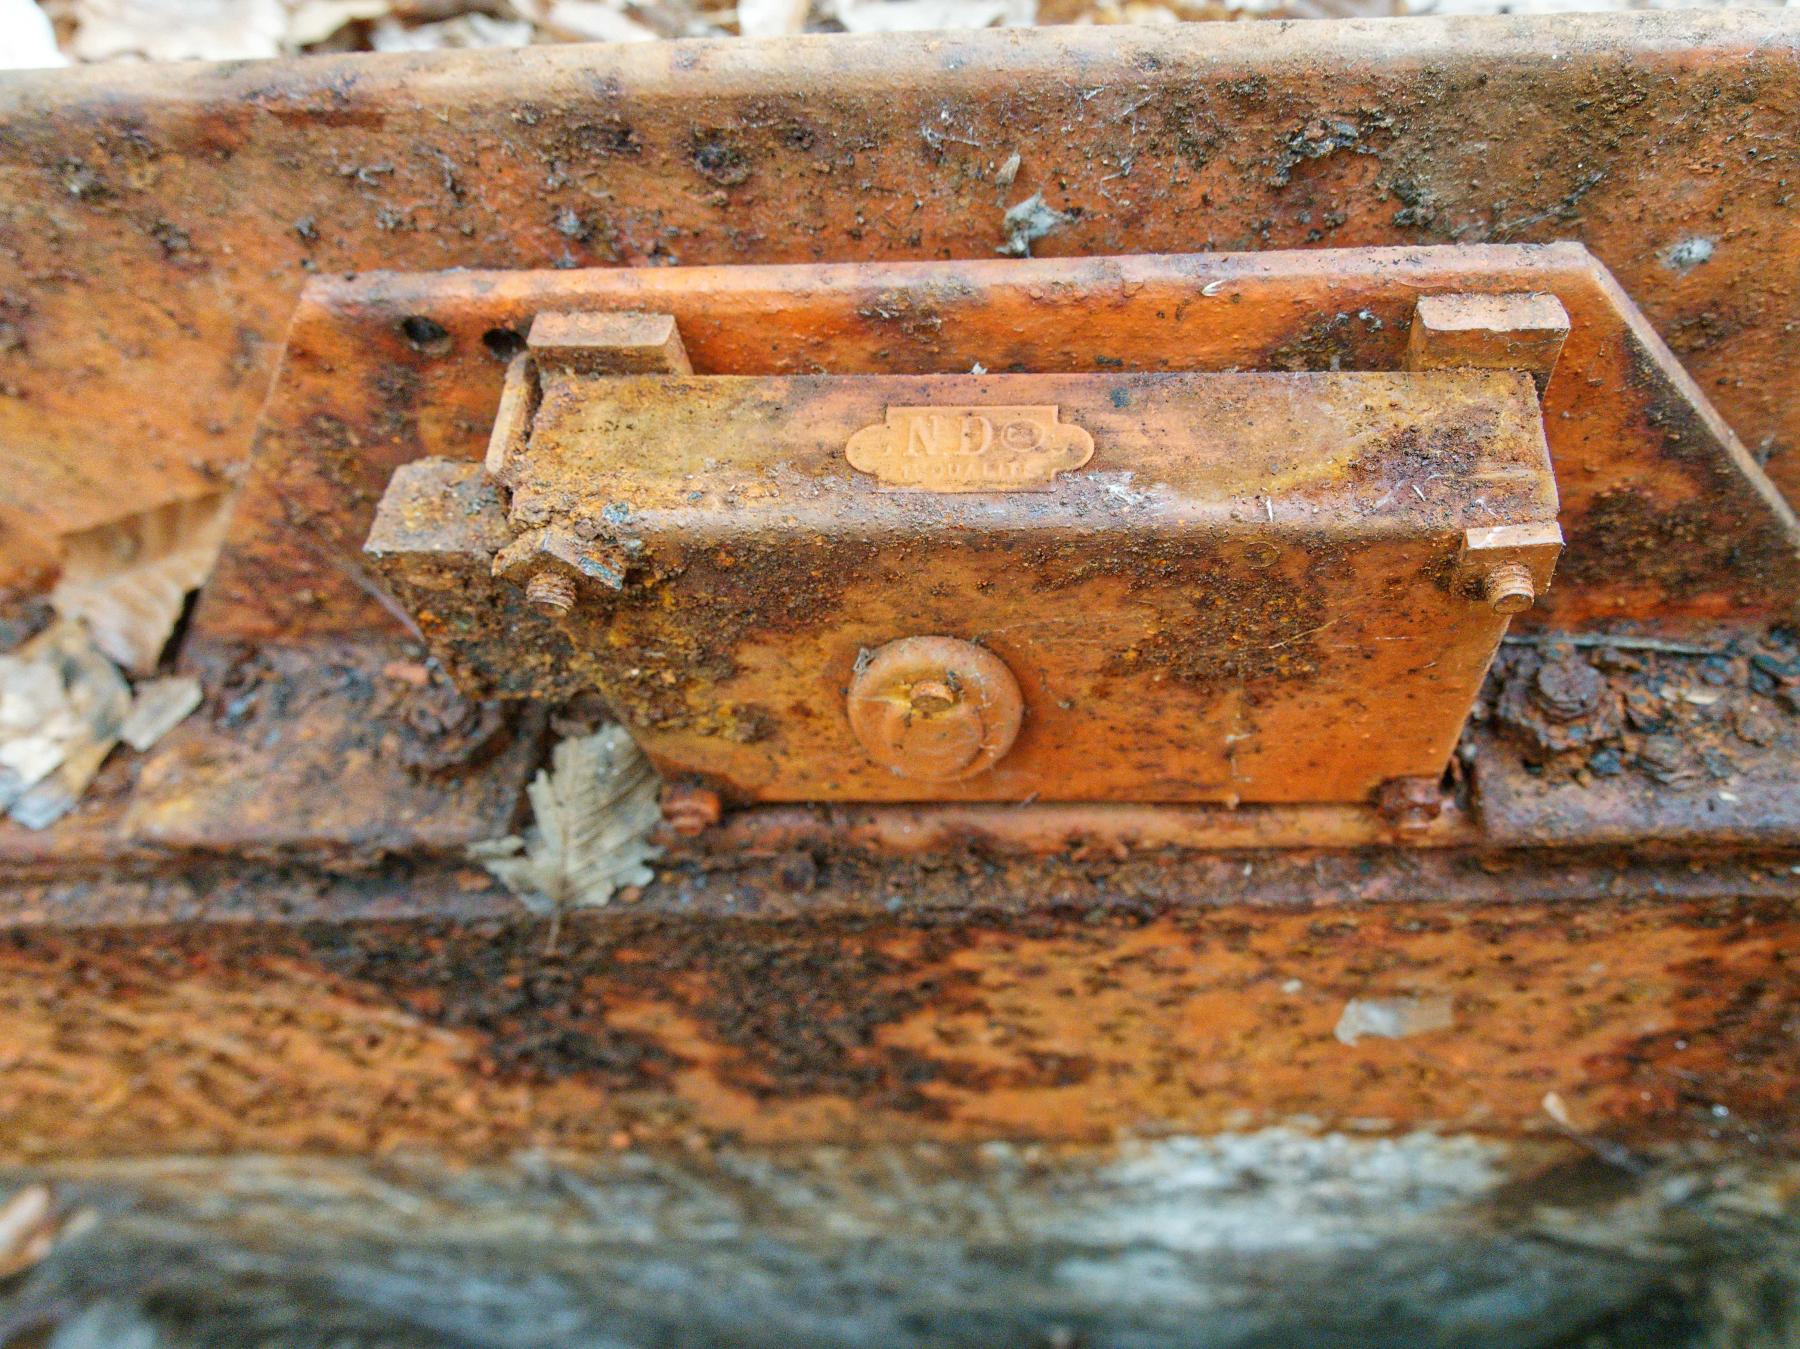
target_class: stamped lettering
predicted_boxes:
[846,405,1094,492]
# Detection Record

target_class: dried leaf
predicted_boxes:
[285,0,397,46]
[471,726,661,914]
[736,0,811,35]
[833,0,1034,33]
[51,492,233,676]
[69,0,288,61]
[370,11,535,48]
[529,0,662,42]
[0,0,69,69]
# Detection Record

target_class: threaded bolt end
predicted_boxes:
[525,570,577,616]
[1483,563,1535,615]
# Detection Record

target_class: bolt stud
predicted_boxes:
[662,784,722,837]
[525,570,576,616]
[1376,776,1443,836]
[1483,563,1535,615]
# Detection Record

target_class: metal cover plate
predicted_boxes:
[467,368,1555,804]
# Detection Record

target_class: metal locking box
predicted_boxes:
[377,359,1559,805]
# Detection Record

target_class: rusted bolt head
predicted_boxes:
[525,569,577,617]
[1375,775,1444,836]
[1483,562,1536,615]
[1531,655,1603,723]
[661,783,722,836]
[847,636,1023,781]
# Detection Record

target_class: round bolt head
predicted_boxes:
[847,637,1023,781]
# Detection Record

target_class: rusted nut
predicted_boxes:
[1531,655,1604,723]
[1375,775,1444,836]
[391,672,513,775]
[1495,650,1621,757]
[1482,563,1536,615]
[525,569,576,616]
[662,783,722,836]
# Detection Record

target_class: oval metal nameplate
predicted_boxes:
[846,405,1094,492]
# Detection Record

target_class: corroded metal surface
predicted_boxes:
[372,366,1556,804]
[0,895,1792,1159]
[673,797,1480,853]
[3,26,1799,1337]
[4,12,1800,606]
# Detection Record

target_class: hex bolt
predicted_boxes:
[662,783,722,837]
[1482,563,1536,615]
[1375,776,1444,836]
[525,570,576,616]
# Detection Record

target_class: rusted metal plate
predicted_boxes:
[360,459,580,701]
[372,368,1556,804]
[193,244,1799,670]
[3,11,1799,604]
[0,896,1792,1158]
[674,797,1482,853]
[121,640,545,862]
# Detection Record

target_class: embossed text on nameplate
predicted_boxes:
[845,405,1094,492]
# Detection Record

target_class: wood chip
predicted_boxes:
[50,492,233,676]
[120,675,203,753]
[1334,995,1455,1045]
[1,621,131,830]
[0,1184,56,1279]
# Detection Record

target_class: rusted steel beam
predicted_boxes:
[2,12,1797,585]
[0,896,1792,1160]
